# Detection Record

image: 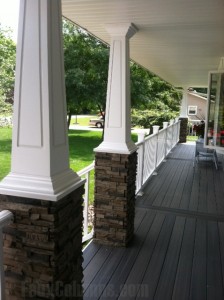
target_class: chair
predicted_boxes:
[194,139,218,169]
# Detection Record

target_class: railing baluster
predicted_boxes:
[77,162,94,243]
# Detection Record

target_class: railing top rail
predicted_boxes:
[135,120,180,145]
[77,161,95,177]
[0,210,13,229]
[136,132,159,146]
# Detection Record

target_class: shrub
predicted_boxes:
[131,109,179,129]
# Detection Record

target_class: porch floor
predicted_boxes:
[83,142,224,300]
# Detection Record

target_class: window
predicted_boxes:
[188,106,197,115]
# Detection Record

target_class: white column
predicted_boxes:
[0,0,83,201]
[218,57,224,70]
[179,87,188,118]
[94,23,138,154]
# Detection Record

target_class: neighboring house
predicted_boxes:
[187,90,207,134]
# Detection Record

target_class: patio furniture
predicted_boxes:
[194,138,218,169]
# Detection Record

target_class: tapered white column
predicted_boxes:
[218,57,224,70]
[94,23,138,154]
[179,87,188,118]
[0,0,83,201]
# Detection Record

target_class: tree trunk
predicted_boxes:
[67,112,72,129]
[98,104,105,140]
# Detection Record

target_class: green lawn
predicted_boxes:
[68,129,102,171]
[187,135,198,142]
[0,127,12,180]
[0,128,102,179]
[0,127,137,203]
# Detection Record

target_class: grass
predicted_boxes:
[187,135,198,142]
[0,128,101,179]
[0,127,137,203]
[68,129,102,171]
[0,127,12,180]
[71,115,97,127]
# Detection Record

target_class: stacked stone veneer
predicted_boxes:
[94,151,137,247]
[0,185,84,300]
[179,117,188,143]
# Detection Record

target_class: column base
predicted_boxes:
[0,185,84,299]
[94,141,137,155]
[94,151,137,247]
[0,169,84,201]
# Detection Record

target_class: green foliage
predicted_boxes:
[130,63,152,108]
[131,108,179,129]
[0,25,16,107]
[130,61,182,112]
[0,92,12,116]
[63,19,109,123]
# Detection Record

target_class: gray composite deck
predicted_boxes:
[83,142,224,300]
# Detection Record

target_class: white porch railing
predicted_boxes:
[77,162,95,243]
[79,119,180,243]
[135,120,180,194]
[0,210,13,300]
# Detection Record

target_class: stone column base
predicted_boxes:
[94,151,137,247]
[0,185,84,300]
[179,117,188,143]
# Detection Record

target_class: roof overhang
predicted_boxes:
[62,0,224,88]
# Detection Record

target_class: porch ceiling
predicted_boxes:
[62,0,224,88]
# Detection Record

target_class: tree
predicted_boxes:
[130,62,152,108]
[0,24,16,111]
[130,61,182,128]
[0,92,12,116]
[63,19,109,127]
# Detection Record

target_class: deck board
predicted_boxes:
[153,216,186,300]
[207,221,224,300]
[135,214,176,300]
[116,213,165,300]
[99,211,156,300]
[172,218,196,300]
[83,142,224,300]
[189,219,207,300]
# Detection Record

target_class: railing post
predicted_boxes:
[163,122,169,157]
[175,118,180,143]
[137,132,146,195]
[153,125,160,171]
[0,210,13,300]
[169,119,175,147]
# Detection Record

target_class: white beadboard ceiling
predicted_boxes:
[62,0,224,88]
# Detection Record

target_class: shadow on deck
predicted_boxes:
[83,142,224,300]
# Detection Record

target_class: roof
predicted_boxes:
[62,0,224,88]
[188,91,207,101]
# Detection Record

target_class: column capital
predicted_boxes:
[105,23,138,39]
[218,57,224,70]
[179,87,189,118]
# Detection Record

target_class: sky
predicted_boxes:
[0,0,20,42]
